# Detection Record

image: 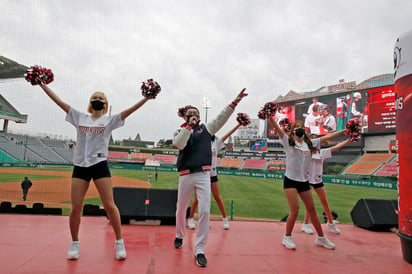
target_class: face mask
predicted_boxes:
[295,128,305,137]
[91,100,105,111]
[185,114,199,123]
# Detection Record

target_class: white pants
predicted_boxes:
[175,171,211,255]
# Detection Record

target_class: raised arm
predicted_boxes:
[39,84,70,113]
[319,129,345,144]
[268,115,285,139]
[207,88,248,135]
[120,97,149,120]
[220,123,241,143]
[330,138,351,152]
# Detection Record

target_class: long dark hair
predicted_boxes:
[288,120,317,153]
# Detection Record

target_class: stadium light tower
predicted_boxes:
[202,97,211,123]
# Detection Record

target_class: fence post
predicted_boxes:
[230,200,234,220]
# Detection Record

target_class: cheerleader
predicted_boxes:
[301,137,350,235]
[27,68,159,260]
[268,115,345,250]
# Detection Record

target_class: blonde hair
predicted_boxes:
[87,91,109,114]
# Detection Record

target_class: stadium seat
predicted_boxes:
[358,153,395,163]
[374,163,398,176]
[154,154,176,164]
[343,162,382,175]
[242,159,267,169]
[219,158,243,168]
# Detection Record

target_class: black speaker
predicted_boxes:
[351,199,398,231]
[113,187,178,225]
[82,204,107,217]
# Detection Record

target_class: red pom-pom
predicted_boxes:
[257,108,266,120]
[345,120,361,142]
[141,79,161,99]
[178,105,192,118]
[24,65,54,85]
[257,102,278,120]
[236,113,251,126]
[279,118,291,132]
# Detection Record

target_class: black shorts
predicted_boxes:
[311,182,324,189]
[283,176,311,193]
[72,161,111,182]
[210,175,218,183]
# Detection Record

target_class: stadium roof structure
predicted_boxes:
[274,73,394,103]
[355,73,394,90]
[0,56,29,131]
[0,55,28,80]
[0,94,28,123]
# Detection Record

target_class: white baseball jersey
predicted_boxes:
[210,137,225,177]
[66,108,124,167]
[279,134,320,182]
[309,148,332,184]
[304,113,322,135]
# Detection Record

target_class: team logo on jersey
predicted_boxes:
[293,147,311,157]
[78,126,105,135]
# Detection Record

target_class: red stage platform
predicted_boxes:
[0,214,410,273]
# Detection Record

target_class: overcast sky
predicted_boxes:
[1,1,411,143]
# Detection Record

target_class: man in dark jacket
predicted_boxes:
[172,88,247,267]
[21,176,32,201]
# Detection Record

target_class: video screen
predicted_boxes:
[267,85,395,137]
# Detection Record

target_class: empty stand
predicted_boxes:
[242,159,267,169]
[266,159,286,170]
[108,151,129,158]
[154,154,176,164]
[343,162,382,175]
[267,160,285,166]
[374,163,398,176]
[0,133,74,164]
[219,158,243,168]
[343,152,397,176]
[131,152,153,160]
[358,153,395,163]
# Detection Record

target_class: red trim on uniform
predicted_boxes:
[202,165,211,171]
[179,166,211,176]
[180,123,194,130]
[179,169,191,176]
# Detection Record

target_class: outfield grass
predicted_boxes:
[82,169,397,224]
[0,173,63,183]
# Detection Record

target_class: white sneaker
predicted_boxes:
[222,218,229,230]
[315,235,335,250]
[187,218,196,229]
[282,235,296,250]
[67,241,80,260]
[115,239,127,260]
[327,220,341,234]
[301,223,314,234]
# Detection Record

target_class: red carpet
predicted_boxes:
[0,214,410,273]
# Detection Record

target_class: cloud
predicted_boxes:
[1,0,411,142]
